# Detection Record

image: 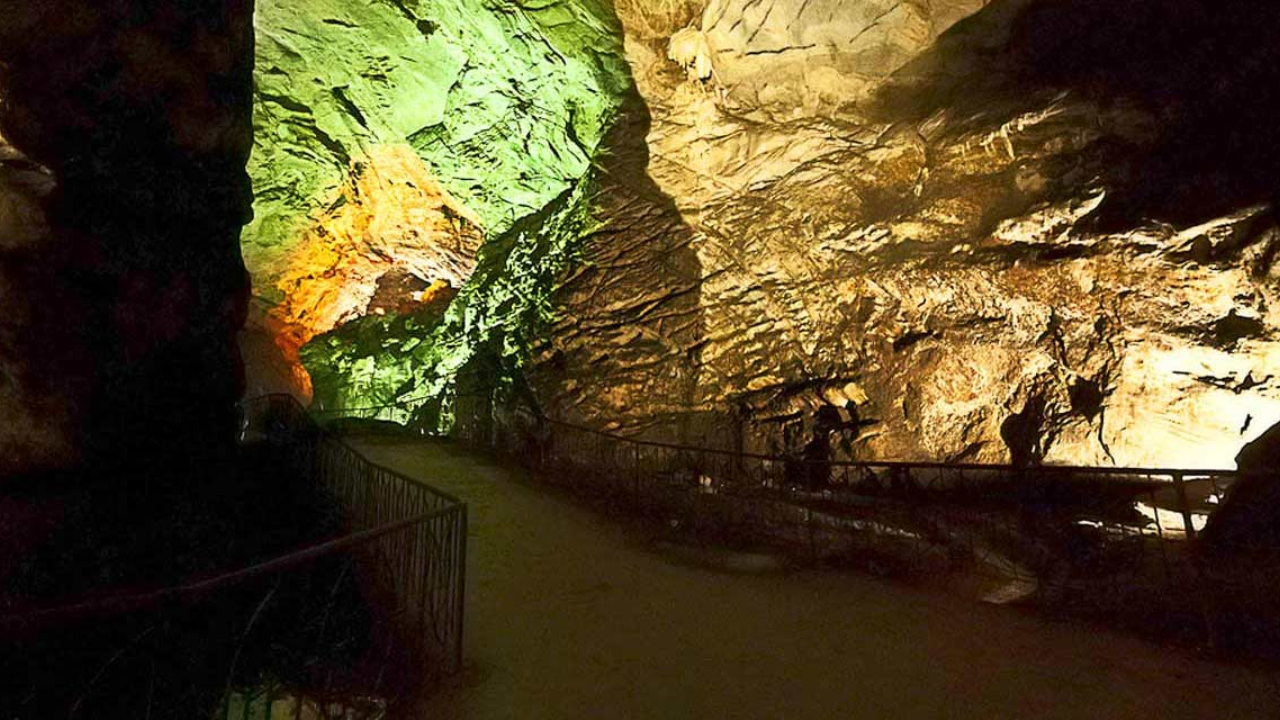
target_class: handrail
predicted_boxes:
[307,396,433,416]
[0,506,455,629]
[248,393,464,504]
[4,394,467,631]
[542,417,1241,480]
[313,391,1243,478]
[333,427,465,505]
[243,392,468,678]
[1,394,467,718]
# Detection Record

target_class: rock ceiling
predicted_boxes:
[242,0,1280,469]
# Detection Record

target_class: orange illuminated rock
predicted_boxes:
[249,144,483,397]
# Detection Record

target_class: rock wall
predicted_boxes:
[689,0,990,113]
[244,0,633,403]
[525,0,1280,469]
[0,1,254,476]
[171,0,1279,470]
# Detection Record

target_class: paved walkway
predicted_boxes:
[346,437,1280,720]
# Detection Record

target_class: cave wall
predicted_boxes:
[524,0,1280,469]
[0,1,255,475]
[688,0,991,113]
[243,0,634,407]
[227,0,1278,470]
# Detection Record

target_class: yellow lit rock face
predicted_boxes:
[693,0,992,116]
[252,144,483,396]
[530,0,1280,469]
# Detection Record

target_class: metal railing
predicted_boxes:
[243,394,467,684]
[459,408,1277,655]
[307,397,431,427]
[0,395,466,719]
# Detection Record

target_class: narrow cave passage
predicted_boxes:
[348,436,1280,720]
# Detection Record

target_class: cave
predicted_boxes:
[222,0,1280,473]
[3,0,1280,717]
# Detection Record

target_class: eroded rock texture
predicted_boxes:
[0,1,254,475]
[527,0,1280,469]
[684,0,990,112]
[259,144,484,395]
[235,0,1279,470]
[244,0,632,401]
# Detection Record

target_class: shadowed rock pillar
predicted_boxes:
[0,1,254,477]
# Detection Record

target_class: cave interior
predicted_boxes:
[2,0,1280,716]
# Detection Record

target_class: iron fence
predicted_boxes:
[307,398,428,427]
[240,394,467,688]
[0,395,465,719]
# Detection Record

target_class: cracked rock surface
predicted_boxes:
[227,0,1280,470]
[528,0,1280,469]
[243,0,632,398]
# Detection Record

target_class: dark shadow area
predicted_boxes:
[0,442,355,719]
[0,0,254,476]
[2,447,337,604]
[875,0,1280,228]
[1206,420,1280,550]
[0,397,466,719]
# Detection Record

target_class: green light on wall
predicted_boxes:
[245,0,635,423]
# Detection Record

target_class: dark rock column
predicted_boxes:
[0,1,254,477]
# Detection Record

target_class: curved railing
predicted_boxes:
[453,402,1275,654]
[0,395,465,719]
[243,394,466,680]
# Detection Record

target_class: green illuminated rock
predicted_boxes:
[249,0,630,256]
[248,0,634,419]
[301,176,602,428]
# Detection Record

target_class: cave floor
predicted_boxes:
[344,436,1280,720]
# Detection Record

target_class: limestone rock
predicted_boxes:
[226,0,1280,472]
[257,144,484,396]
[525,0,1280,469]
[245,0,633,400]
[689,0,990,115]
[0,129,79,471]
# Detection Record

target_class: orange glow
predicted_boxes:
[253,144,484,393]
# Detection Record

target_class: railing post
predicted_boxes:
[455,505,467,673]
[1172,472,1197,541]
[806,508,817,565]
[1150,488,1171,582]
[633,443,641,501]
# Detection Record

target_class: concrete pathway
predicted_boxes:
[346,436,1280,720]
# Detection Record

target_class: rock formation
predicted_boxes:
[688,0,990,111]
[257,144,484,396]
[528,0,1280,469]
[243,0,632,405]
[0,1,255,476]
[238,0,1280,471]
